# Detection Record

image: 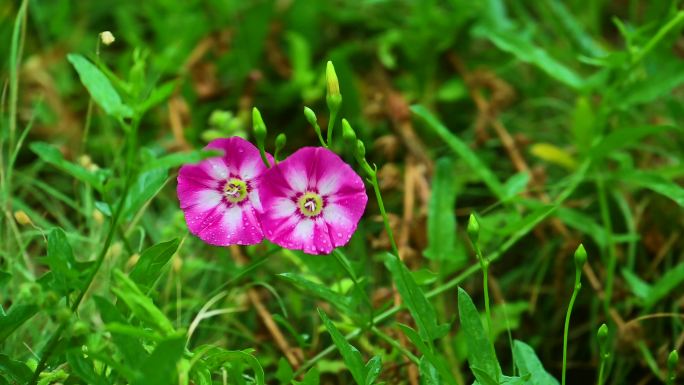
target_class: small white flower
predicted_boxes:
[100,31,115,46]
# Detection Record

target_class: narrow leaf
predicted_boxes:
[130,239,180,291]
[67,53,133,118]
[133,334,186,385]
[424,158,462,263]
[318,309,365,385]
[457,287,501,382]
[30,142,105,191]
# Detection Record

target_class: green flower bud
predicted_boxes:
[252,107,267,143]
[275,133,287,151]
[467,214,480,244]
[326,61,341,100]
[355,139,366,159]
[669,349,679,371]
[597,323,608,346]
[574,244,587,270]
[304,106,318,127]
[342,119,357,145]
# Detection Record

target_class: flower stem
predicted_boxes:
[28,118,139,384]
[369,170,399,258]
[562,276,582,385]
[476,245,493,341]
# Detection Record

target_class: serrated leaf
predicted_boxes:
[129,239,180,292]
[30,142,105,191]
[457,287,501,383]
[318,309,365,385]
[513,340,559,385]
[67,53,133,119]
[384,253,449,343]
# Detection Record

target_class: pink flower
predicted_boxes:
[258,147,368,255]
[177,137,272,246]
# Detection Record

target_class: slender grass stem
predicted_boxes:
[369,171,399,258]
[562,272,583,385]
[474,244,492,340]
[596,173,615,314]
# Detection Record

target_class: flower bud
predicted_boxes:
[597,323,608,346]
[14,210,32,226]
[275,133,287,153]
[100,31,115,46]
[252,107,267,143]
[326,61,341,100]
[669,349,679,371]
[355,139,366,159]
[304,106,318,127]
[326,61,342,114]
[342,119,356,145]
[574,244,587,270]
[467,214,480,244]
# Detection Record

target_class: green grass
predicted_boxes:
[1,0,683,384]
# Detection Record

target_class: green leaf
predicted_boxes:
[123,166,168,219]
[618,170,684,207]
[418,356,440,385]
[364,356,382,385]
[384,253,449,343]
[644,262,684,308]
[129,239,180,292]
[318,309,365,385]
[275,357,294,384]
[621,269,652,300]
[141,150,222,172]
[66,351,109,385]
[67,53,133,119]
[412,105,506,200]
[503,172,530,200]
[29,142,105,191]
[591,125,678,159]
[278,273,353,312]
[93,296,148,367]
[399,324,455,383]
[424,158,462,263]
[471,24,584,90]
[0,303,38,343]
[195,346,265,385]
[0,271,10,290]
[296,366,320,385]
[457,287,501,383]
[513,340,559,385]
[44,228,81,296]
[111,270,175,336]
[571,96,595,155]
[618,60,684,108]
[133,334,186,385]
[0,354,33,384]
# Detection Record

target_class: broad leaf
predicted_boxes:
[318,309,365,385]
[513,340,559,385]
[457,287,501,383]
[133,334,186,385]
[30,142,106,191]
[130,239,180,292]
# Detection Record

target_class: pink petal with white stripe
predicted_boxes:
[259,147,367,255]
[177,137,272,246]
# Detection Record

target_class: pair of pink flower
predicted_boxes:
[177,137,368,255]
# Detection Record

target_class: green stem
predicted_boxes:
[597,354,606,385]
[369,171,399,258]
[632,11,684,66]
[371,326,420,364]
[562,277,582,385]
[28,118,139,384]
[332,249,374,329]
[327,109,338,147]
[596,174,615,314]
[474,244,492,340]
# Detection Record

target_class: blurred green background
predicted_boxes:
[1,0,684,384]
